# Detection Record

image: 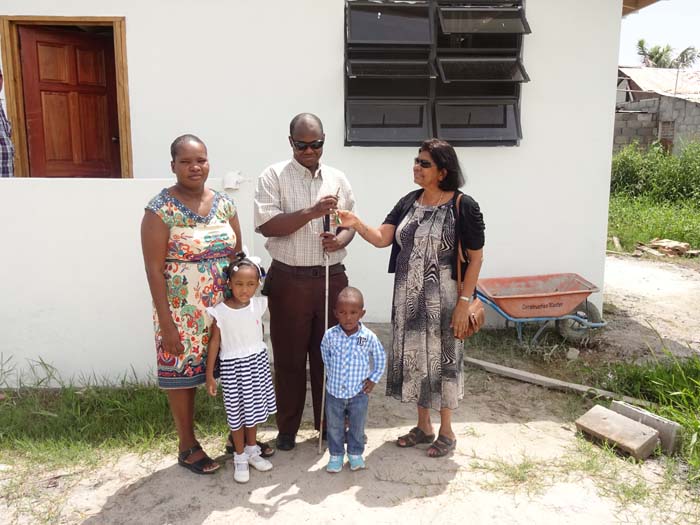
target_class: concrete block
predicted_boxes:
[622,127,638,137]
[641,120,656,128]
[639,127,656,137]
[628,120,643,129]
[638,113,654,122]
[610,401,682,454]
[575,405,660,459]
[614,136,630,145]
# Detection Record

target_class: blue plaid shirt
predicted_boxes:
[0,102,14,178]
[321,323,385,399]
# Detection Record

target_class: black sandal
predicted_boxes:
[427,435,457,458]
[225,436,275,458]
[396,426,435,448]
[177,444,220,474]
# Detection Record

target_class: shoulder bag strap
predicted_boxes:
[455,193,465,295]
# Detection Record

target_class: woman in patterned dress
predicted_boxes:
[338,139,485,458]
[141,134,242,474]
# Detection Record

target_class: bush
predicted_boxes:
[608,195,700,249]
[611,142,700,206]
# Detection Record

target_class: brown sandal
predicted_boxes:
[427,435,457,458]
[396,426,435,448]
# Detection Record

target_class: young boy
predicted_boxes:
[321,286,386,473]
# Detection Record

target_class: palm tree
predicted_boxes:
[637,39,700,68]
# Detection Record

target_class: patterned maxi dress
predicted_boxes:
[386,200,463,410]
[146,188,237,389]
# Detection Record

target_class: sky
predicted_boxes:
[619,0,700,68]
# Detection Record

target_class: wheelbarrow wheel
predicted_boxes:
[556,301,602,342]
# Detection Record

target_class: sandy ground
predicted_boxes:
[3,255,700,524]
[602,255,700,359]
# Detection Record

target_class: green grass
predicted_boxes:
[471,454,548,494]
[608,194,700,250]
[0,382,230,467]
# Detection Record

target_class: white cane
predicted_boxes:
[319,213,331,454]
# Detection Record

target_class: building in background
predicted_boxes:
[615,66,700,152]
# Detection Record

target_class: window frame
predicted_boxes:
[345,99,432,145]
[347,59,437,79]
[435,99,522,145]
[346,1,433,46]
[344,0,529,147]
[436,56,529,83]
[437,6,531,35]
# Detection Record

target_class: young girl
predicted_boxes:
[205,254,277,483]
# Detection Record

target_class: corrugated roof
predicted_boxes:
[619,67,700,103]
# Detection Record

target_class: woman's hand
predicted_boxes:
[161,322,185,356]
[450,300,471,340]
[206,375,218,397]
[336,210,359,228]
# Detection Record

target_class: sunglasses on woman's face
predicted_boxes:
[292,139,325,151]
[414,157,434,169]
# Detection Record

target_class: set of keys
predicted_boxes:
[329,187,342,227]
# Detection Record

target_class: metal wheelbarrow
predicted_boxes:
[476,273,606,345]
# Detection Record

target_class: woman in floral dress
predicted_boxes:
[141,134,241,474]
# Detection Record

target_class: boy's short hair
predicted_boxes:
[336,286,364,308]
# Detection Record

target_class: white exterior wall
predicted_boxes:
[0,0,622,384]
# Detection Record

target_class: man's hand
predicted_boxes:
[320,232,344,252]
[362,379,376,394]
[308,194,339,220]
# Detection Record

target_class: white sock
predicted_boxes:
[245,444,260,457]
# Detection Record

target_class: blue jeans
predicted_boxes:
[325,391,368,456]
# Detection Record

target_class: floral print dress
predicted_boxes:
[146,188,237,388]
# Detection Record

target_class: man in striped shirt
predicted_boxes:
[0,67,15,178]
[321,287,385,472]
[254,113,356,452]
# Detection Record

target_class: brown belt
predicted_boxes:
[271,260,346,278]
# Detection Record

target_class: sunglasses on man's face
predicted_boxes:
[414,157,434,169]
[292,139,325,151]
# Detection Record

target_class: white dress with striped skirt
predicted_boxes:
[207,297,277,431]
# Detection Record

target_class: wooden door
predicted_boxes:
[19,26,121,178]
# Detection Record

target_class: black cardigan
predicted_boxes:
[382,189,485,280]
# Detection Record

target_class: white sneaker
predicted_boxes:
[246,445,273,472]
[233,453,250,483]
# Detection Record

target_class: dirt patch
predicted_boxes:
[3,371,698,525]
[601,254,700,361]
